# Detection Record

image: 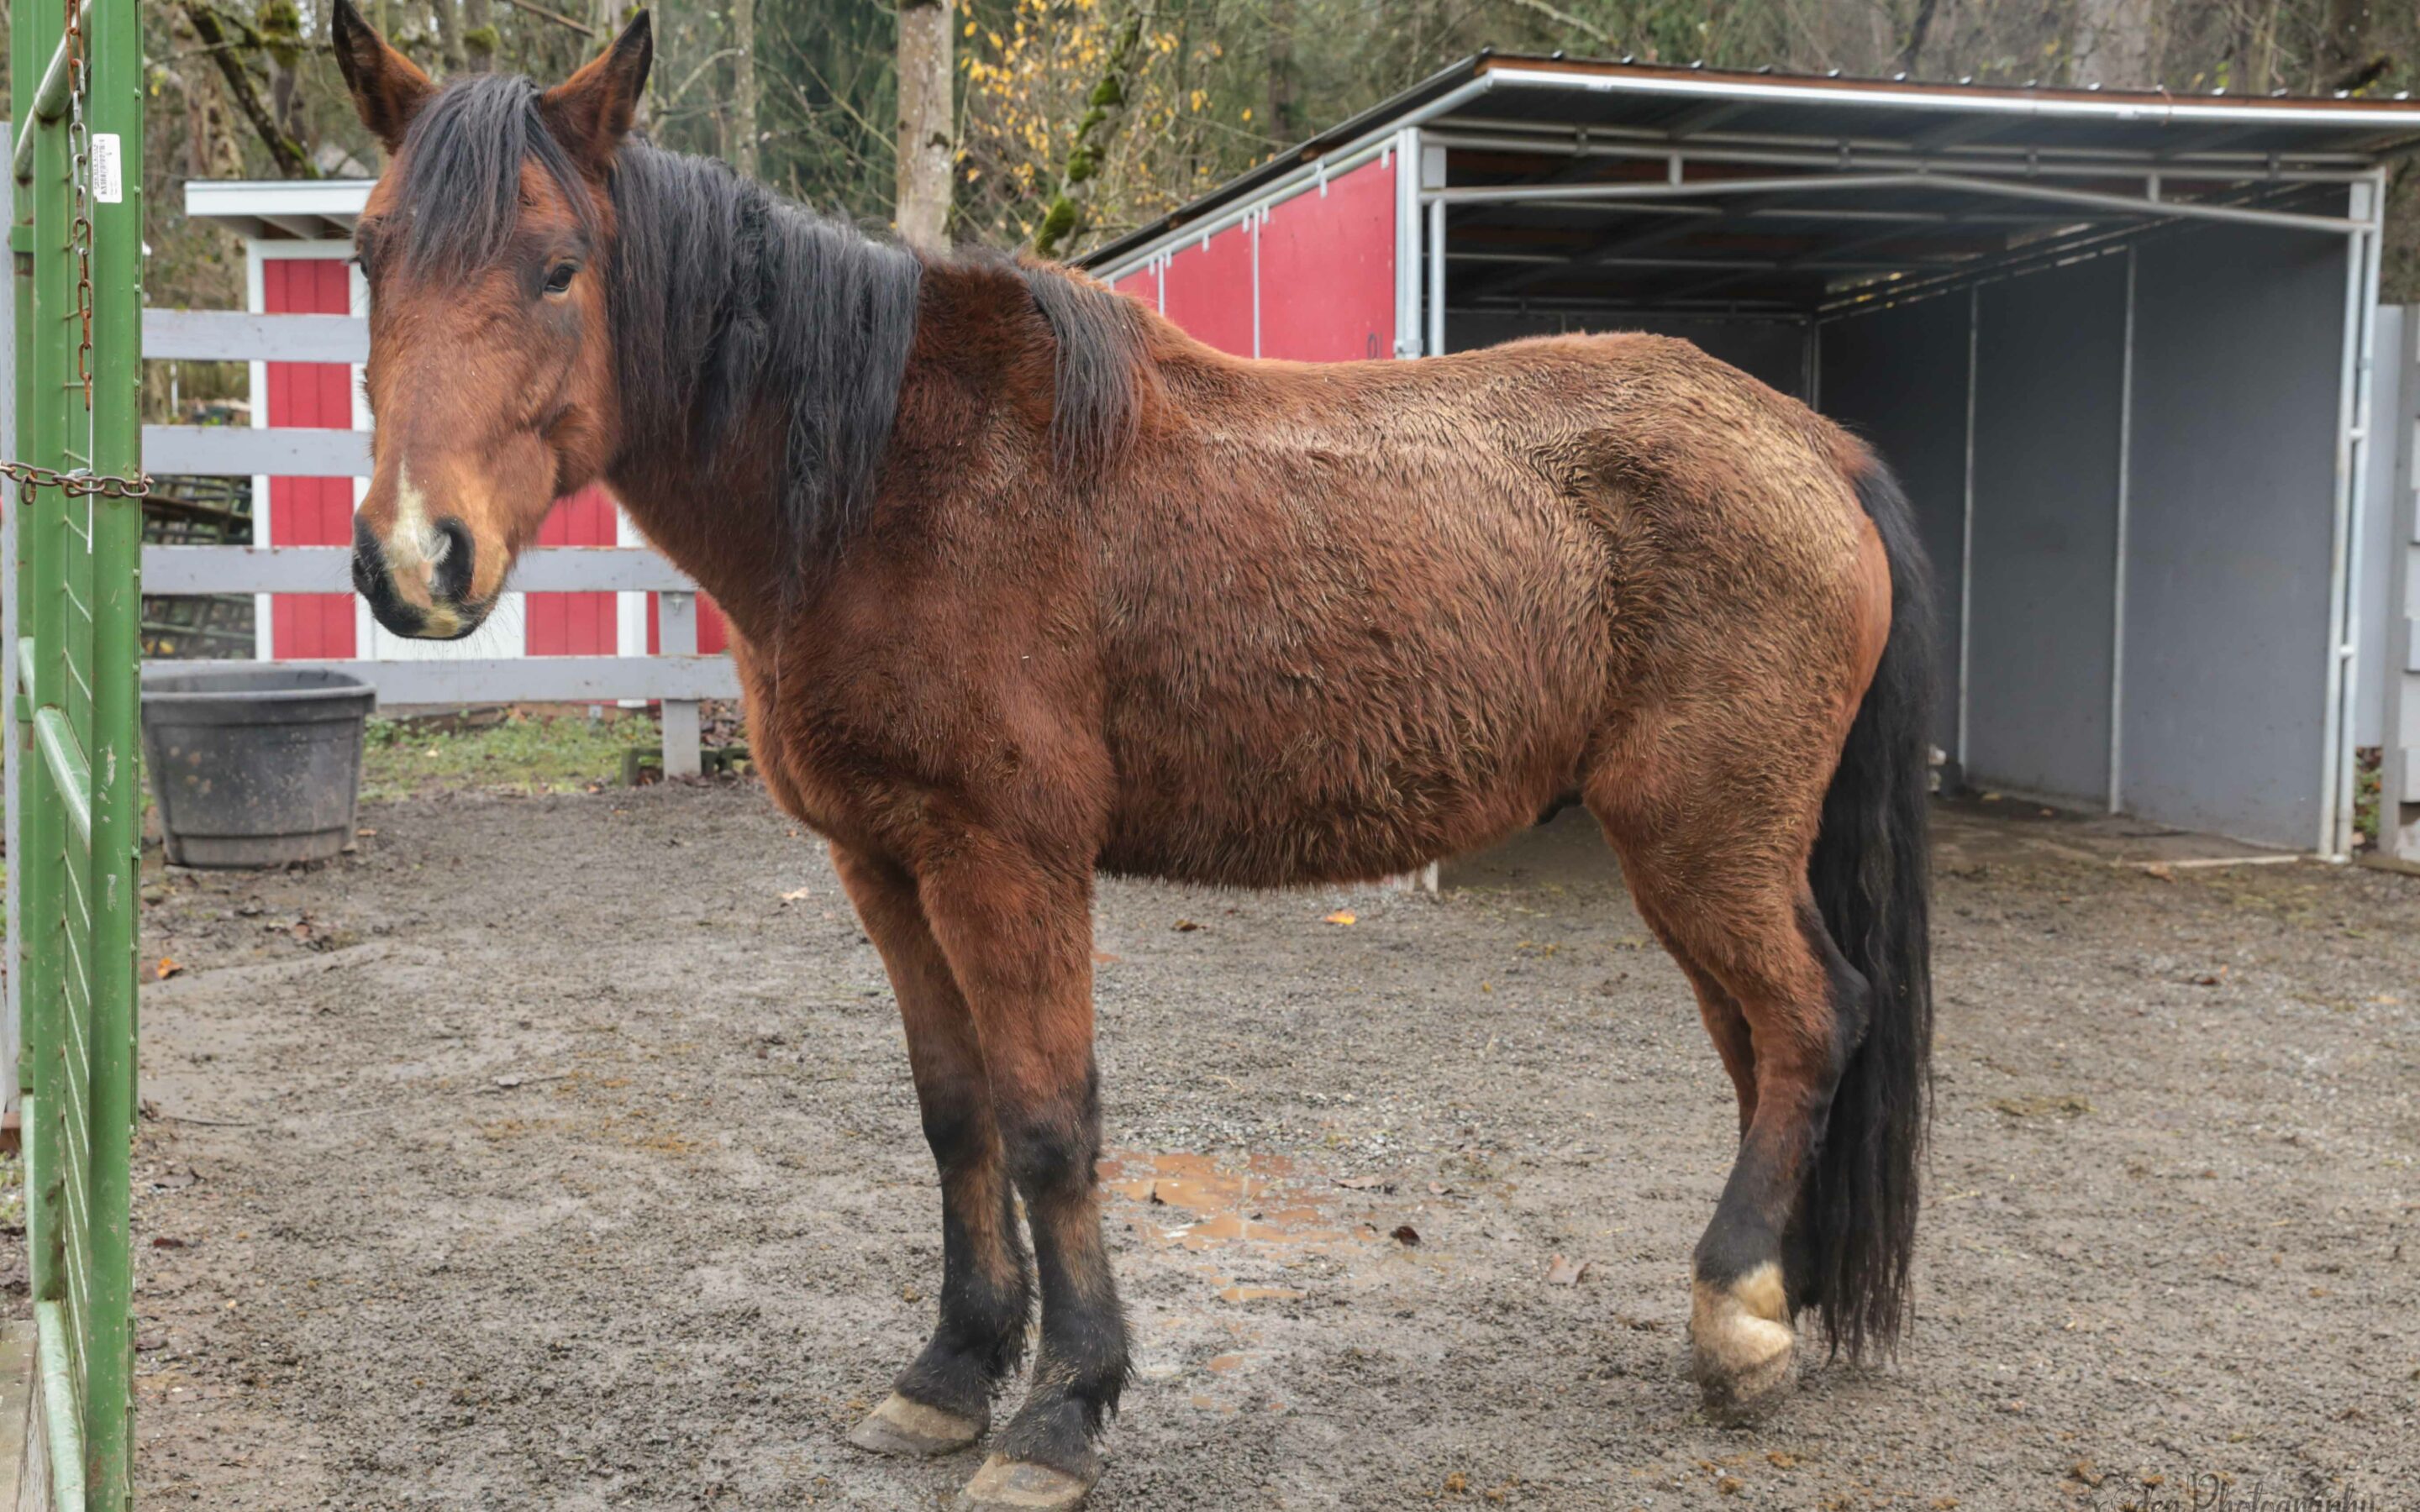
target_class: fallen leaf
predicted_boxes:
[1767,1452,1798,1470]
[777,886,813,905]
[1092,949,1122,965]
[150,1236,189,1250]
[1172,919,1202,932]
[1544,1254,1590,1286]
[1391,1224,1420,1247]
[155,958,183,981]
[2192,966,2229,986]
[2143,862,2175,881]
[1324,910,1357,926]
[355,827,379,837]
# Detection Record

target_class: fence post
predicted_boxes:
[657,589,702,778]
[2,118,18,1126]
[85,0,146,1497]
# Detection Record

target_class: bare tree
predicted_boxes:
[895,0,953,249]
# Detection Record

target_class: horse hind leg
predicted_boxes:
[832,845,1033,1458]
[1591,771,1865,1420]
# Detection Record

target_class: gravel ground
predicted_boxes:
[121,780,2419,1509]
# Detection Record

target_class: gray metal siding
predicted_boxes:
[2122,224,2346,848]
[1967,256,2127,806]
[1817,296,1972,755]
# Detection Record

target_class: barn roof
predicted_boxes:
[1081,53,2420,317]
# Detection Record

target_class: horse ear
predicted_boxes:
[330,0,435,155]
[542,11,654,167]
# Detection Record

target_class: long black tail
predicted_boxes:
[1802,449,1937,1361]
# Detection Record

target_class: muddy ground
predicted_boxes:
[116,780,2418,1509]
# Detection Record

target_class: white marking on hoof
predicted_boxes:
[847,1392,986,1457]
[961,1452,1097,1510]
[1690,1262,1796,1419]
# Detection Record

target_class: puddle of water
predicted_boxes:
[1097,1149,1360,1252]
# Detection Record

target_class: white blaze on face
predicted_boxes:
[385,463,449,577]
[384,463,464,635]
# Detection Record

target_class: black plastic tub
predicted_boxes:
[140,665,376,868]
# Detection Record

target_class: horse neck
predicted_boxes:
[601,412,792,638]
[593,146,927,636]
[597,217,1058,638]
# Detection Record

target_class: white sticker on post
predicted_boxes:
[92,134,123,204]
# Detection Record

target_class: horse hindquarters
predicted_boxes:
[1586,449,1934,1417]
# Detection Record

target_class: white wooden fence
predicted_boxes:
[144,306,734,775]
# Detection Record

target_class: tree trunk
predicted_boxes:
[1033,7,1147,261]
[2070,0,2156,87]
[179,0,318,178]
[2319,0,2377,91]
[895,0,954,250]
[731,0,760,178]
[430,0,467,74]
[1266,0,1302,143]
[462,0,497,72]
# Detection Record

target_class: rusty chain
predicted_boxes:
[67,0,96,414]
[0,460,152,505]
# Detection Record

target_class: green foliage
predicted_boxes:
[360,711,659,801]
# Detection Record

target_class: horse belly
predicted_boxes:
[1097,490,1610,888]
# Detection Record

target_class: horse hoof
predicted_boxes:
[848,1393,986,1457]
[1689,1263,1796,1422]
[960,1452,1098,1510]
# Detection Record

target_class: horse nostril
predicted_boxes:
[350,520,386,595]
[430,517,475,604]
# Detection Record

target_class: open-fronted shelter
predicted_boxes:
[1082,55,2420,859]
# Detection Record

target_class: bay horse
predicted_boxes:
[333,8,1934,1506]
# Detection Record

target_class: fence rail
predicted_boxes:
[139,302,735,773]
[143,543,702,594]
[143,544,737,764]
[143,307,366,364]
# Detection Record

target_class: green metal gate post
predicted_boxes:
[8,0,145,1502]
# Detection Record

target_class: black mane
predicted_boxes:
[381,75,1143,570]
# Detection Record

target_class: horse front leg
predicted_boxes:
[833,844,1034,1457]
[917,842,1128,1511]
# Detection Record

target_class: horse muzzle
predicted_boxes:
[351,514,488,639]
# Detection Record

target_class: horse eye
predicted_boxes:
[544,261,577,295]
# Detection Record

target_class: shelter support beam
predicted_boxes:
[2107,249,2136,814]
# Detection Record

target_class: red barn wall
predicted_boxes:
[1123,154,1397,365]
[525,486,619,656]
[1260,157,1396,362]
[262,257,358,659]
